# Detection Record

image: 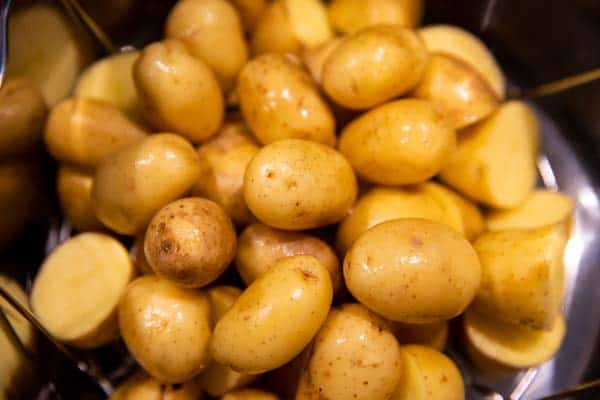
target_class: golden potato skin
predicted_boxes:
[250,0,301,56]
[210,255,333,374]
[235,223,342,293]
[110,372,203,400]
[392,321,448,350]
[92,133,201,235]
[238,54,336,146]
[328,0,423,33]
[134,39,224,143]
[339,99,456,185]
[344,219,481,323]
[244,139,357,230]
[223,389,280,400]
[295,304,403,400]
[57,165,104,232]
[230,0,267,32]
[303,37,344,84]
[144,198,237,288]
[322,26,428,110]
[118,276,212,383]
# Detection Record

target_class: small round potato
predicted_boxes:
[235,223,342,293]
[144,198,237,288]
[339,99,456,185]
[303,37,344,84]
[109,372,203,400]
[210,255,333,374]
[244,139,357,230]
[344,219,481,323]
[328,0,423,33]
[392,321,449,350]
[92,133,201,235]
[119,276,212,383]
[134,39,224,143]
[238,54,336,146]
[223,389,280,400]
[229,0,267,32]
[322,25,428,110]
[57,165,104,232]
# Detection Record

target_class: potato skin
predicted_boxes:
[303,37,344,84]
[118,276,212,383]
[109,372,203,400]
[328,0,423,33]
[57,165,104,232]
[250,0,302,56]
[229,0,267,32]
[210,255,333,374]
[144,198,237,288]
[339,99,456,185]
[223,389,279,400]
[92,133,201,235]
[392,321,448,350]
[344,219,481,323]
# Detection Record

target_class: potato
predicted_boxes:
[392,321,448,350]
[328,0,423,34]
[236,223,342,293]
[263,353,307,399]
[134,40,224,143]
[57,165,104,232]
[192,122,259,225]
[31,233,134,348]
[339,99,456,185]
[344,219,481,323]
[303,37,344,84]
[391,345,464,400]
[244,139,357,230]
[487,190,574,231]
[223,389,280,400]
[472,224,568,330]
[322,26,428,110]
[110,372,203,400]
[0,79,47,157]
[419,24,505,99]
[295,304,403,400]
[412,53,499,129]
[166,0,248,93]
[229,0,267,32]
[440,101,539,208]
[464,309,566,369]
[207,285,243,324]
[211,255,333,374]
[119,276,212,383]
[132,235,154,275]
[238,54,336,146]
[92,133,201,235]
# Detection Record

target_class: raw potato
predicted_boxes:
[119,276,212,383]
[285,0,334,48]
[132,235,154,275]
[144,198,237,288]
[166,0,248,93]
[339,99,456,185]
[210,255,333,374]
[419,24,506,99]
[303,37,344,84]
[472,224,568,330]
[192,121,259,225]
[464,310,566,369]
[238,54,336,146]
[92,133,201,235]
[229,0,267,32]
[223,389,280,400]
[344,219,481,323]
[322,26,429,110]
[110,372,203,400]
[412,53,499,129]
[44,98,148,167]
[487,190,574,231]
[57,165,104,232]
[295,304,403,400]
[392,321,449,350]
[207,285,243,324]
[31,233,134,348]
[235,223,342,293]
[391,345,464,400]
[244,139,357,230]
[134,40,224,143]
[328,0,423,33]
[440,101,539,208]
[0,79,47,156]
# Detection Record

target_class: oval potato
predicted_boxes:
[328,0,423,33]
[57,165,104,232]
[303,37,344,84]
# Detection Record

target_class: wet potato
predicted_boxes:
[109,372,203,400]
[328,0,423,33]
[56,165,104,232]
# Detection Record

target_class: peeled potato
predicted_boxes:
[109,372,203,400]
[328,0,423,34]
[392,321,448,350]
[57,165,104,232]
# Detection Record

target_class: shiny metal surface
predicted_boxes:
[0,0,11,89]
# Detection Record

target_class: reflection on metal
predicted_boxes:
[0,0,12,89]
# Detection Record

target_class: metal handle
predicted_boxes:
[0,0,12,89]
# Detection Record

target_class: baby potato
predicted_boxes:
[31,233,134,348]
[322,26,428,110]
[207,285,243,324]
[211,255,333,374]
[92,133,201,235]
[419,24,506,99]
[44,98,148,167]
[391,345,464,400]
[413,53,499,130]
[57,165,104,232]
[244,139,357,230]
[440,101,539,208]
[295,304,403,400]
[119,276,212,383]
[235,223,342,293]
[0,79,47,157]
[344,219,481,323]
[166,0,248,93]
[339,99,456,185]
[392,321,449,350]
[134,40,223,143]
[303,37,344,84]
[472,224,568,330]
[238,54,336,146]
[223,389,280,400]
[328,0,423,34]
[229,0,267,32]
[110,372,203,400]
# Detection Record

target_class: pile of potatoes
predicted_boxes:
[0,0,576,399]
